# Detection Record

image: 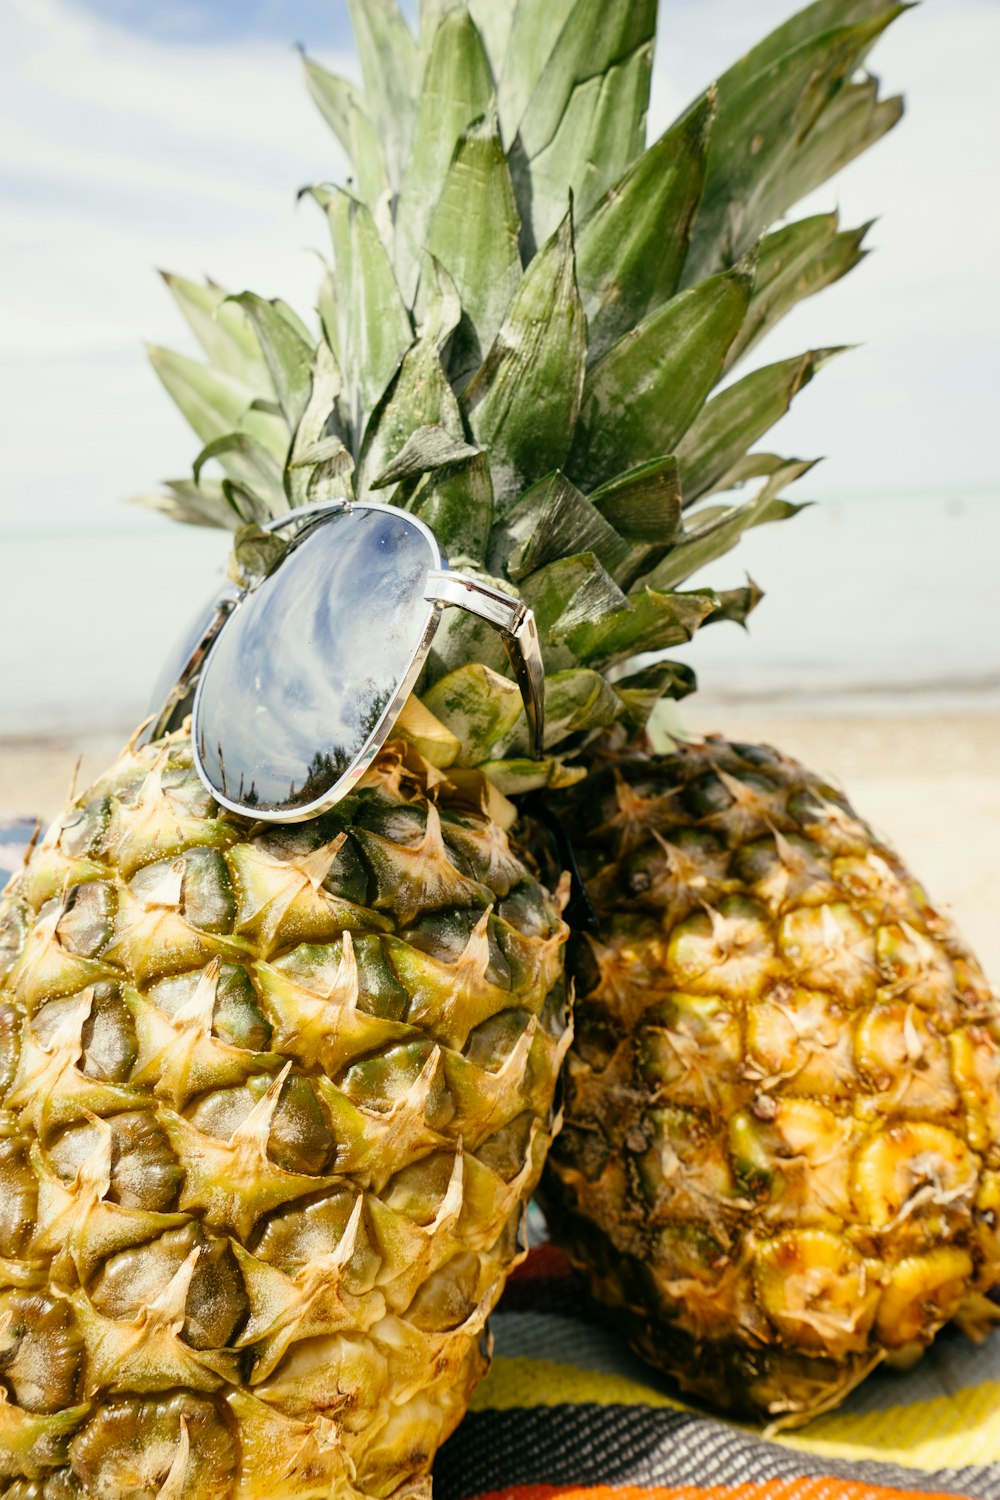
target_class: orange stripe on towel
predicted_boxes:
[467,1479,973,1500]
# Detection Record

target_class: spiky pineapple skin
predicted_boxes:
[540,737,1000,1424]
[0,729,569,1498]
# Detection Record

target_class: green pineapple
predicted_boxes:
[0,735,569,1497]
[0,0,966,1490]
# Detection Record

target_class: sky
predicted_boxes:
[0,0,998,538]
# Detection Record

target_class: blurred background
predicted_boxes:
[1,0,998,967]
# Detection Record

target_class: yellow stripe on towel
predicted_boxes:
[471,1357,1000,1473]
[469,1357,688,1417]
[787,1382,1000,1472]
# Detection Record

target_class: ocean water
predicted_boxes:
[675,490,1000,714]
[0,493,997,738]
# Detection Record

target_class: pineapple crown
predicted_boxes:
[138,0,905,795]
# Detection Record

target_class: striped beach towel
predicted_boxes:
[435,1243,1000,1500]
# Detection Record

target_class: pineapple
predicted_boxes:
[0,733,570,1497]
[539,737,1000,1425]
[0,0,946,1488]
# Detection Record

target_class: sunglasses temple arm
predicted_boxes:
[148,593,239,742]
[500,613,545,760]
[425,570,546,759]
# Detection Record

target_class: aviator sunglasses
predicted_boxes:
[147,501,545,822]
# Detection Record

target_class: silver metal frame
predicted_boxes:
[150,500,546,823]
[147,584,240,740]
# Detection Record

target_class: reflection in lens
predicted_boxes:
[195,508,436,811]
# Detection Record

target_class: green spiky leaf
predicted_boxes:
[417,0,469,54]
[232,523,291,582]
[160,274,270,387]
[410,450,494,564]
[497,471,630,583]
[718,452,818,493]
[418,0,463,55]
[227,294,314,431]
[289,436,350,469]
[372,426,482,490]
[589,457,683,589]
[131,478,237,531]
[422,662,524,764]
[525,668,623,752]
[147,346,289,462]
[396,10,495,302]
[480,756,586,795]
[576,92,714,364]
[193,433,288,517]
[318,188,413,451]
[642,480,809,592]
[717,0,904,97]
[703,578,766,628]
[613,660,698,726]
[462,208,586,512]
[413,252,463,344]
[346,0,419,189]
[773,75,903,228]
[566,587,719,668]
[468,0,515,75]
[293,441,356,504]
[520,553,629,670]
[300,58,390,209]
[359,252,467,493]
[359,338,464,496]
[677,347,846,505]
[287,339,347,505]
[512,0,656,253]
[569,259,755,490]
[426,114,522,386]
[589,458,683,545]
[724,214,869,373]
[682,6,904,284]
[497,0,577,145]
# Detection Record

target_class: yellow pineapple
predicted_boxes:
[0,732,569,1494]
[539,737,1000,1424]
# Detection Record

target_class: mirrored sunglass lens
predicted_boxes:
[195,509,435,812]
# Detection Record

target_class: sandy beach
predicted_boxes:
[1,709,997,985]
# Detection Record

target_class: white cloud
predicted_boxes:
[4,0,352,159]
[0,0,354,527]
